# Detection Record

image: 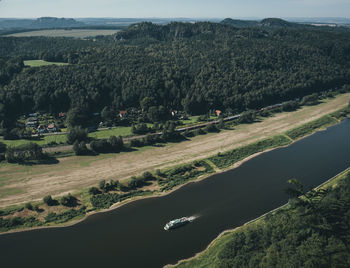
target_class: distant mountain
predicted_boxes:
[260,18,300,28]
[31,17,84,28]
[221,17,306,29]
[0,17,84,30]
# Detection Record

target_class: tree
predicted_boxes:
[43,195,57,206]
[89,187,101,195]
[67,126,88,144]
[60,193,77,207]
[66,107,91,128]
[99,180,106,191]
[73,140,89,155]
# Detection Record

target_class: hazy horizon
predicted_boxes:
[0,0,349,19]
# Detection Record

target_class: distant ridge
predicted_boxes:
[221,17,303,28]
[260,18,299,27]
[0,17,84,30]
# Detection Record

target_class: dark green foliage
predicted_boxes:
[205,123,220,133]
[215,174,350,268]
[90,190,151,209]
[159,160,214,191]
[0,216,42,232]
[73,141,90,156]
[193,128,206,136]
[60,193,77,207]
[281,101,299,112]
[99,180,106,191]
[5,143,44,163]
[2,22,350,129]
[0,141,6,153]
[132,123,151,135]
[89,186,101,195]
[300,93,320,106]
[285,115,338,140]
[43,195,57,206]
[67,126,88,144]
[238,110,256,124]
[25,202,33,210]
[209,135,291,169]
[44,207,86,223]
[90,135,124,153]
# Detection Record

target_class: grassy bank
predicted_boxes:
[171,168,350,268]
[208,135,292,169]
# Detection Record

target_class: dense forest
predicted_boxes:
[1,20,350,133]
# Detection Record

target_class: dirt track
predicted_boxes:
[1,94,349,207]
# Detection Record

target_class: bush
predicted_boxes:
[132,123,150,135]
[25,202,33,210]
[67,126,88,144]
[300,93,319,106]
[130,138,145,147]
[73,141,90,155]
[5,143,44,163]
[60,193,77,207]
[206,124,220,133]
[194,128,206,136]
[0,142,6,153]
[238,110,256,124]
[89,187,101,195]
[43,195,57,206]
[281,101,299,112]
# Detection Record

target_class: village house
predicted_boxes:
[37,125,47,134]
[216,110,222,116]
[119,110,127,118]
[58,112,66,118]
[26,117,38,128]
[47,123,58,133]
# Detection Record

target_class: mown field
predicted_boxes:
[24,60,69,67]
[7,29,120,38]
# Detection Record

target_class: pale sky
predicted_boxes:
[0,0,349,18]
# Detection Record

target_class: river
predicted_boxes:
[1,119,350,268]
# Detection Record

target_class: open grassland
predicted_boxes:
[24,60,69,67]
[0,93,349,207]
[7,29,120,38]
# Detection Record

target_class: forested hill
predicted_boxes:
[220,18,302,28]
[1,21,350,128]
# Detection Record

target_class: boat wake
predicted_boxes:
[187,214,200,222]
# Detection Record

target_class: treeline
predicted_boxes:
[0,142,48,163]
[1,21,350,132]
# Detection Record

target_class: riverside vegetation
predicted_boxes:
[0,104,349,233]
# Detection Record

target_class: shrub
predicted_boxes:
[73,141,90,155]
[43,195,57,206]
[67,126,88,144]
[60,193,77,207]
[206,124,220,133]
[89,187,101,195]
[25,202,33,210]
[5,143,44,163]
